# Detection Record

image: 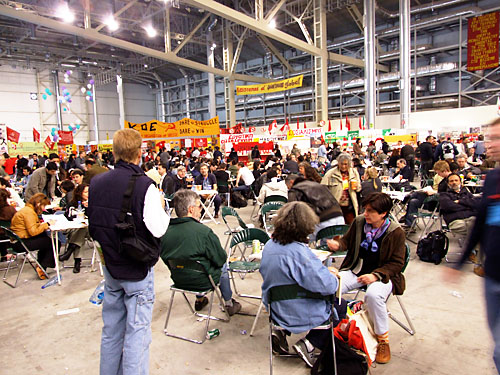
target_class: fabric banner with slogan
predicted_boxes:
[348,130,360,139]
[57,131,74,145]
[125,116,220,139]
[9,141,49,157]
[236,75,303,96]
[6,127,20,143]
[33,128,40,143]
[287,128,322,139]
[44,136,55,150]
[98,144,113,152]
[467,12,500,71]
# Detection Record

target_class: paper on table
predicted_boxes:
[42,214,87,230]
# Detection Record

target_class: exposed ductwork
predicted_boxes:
[377,0,470,19]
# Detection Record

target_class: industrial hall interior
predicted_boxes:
[1,0,500,374]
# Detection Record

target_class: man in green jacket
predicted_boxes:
[161,189,241,315]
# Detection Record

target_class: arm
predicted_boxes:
[143,184,170,238]
[25,212,49,237]
[371,229,406,283]
[439,193,464,213]
[205,229,227,269]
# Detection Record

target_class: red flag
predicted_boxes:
[285,118,290,131]
[268,119,277,133]
[44,136,55,149]
[346,115,351,131]
[33,128,40,143]
[57,131,74,145]
[340,118,343,130]
[359,117,362,130]
[304,122,307,129]
[296,117,300,130]
[328,120,332,132]
[6,127,20,143]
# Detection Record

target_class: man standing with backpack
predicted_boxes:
[434,136,458,161]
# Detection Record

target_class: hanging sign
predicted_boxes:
[6,127,20,143]
[467,12,500,71]
[57,130,74,145]
[236,75,303,95]
[33,128,40,143]
[44,136,55,150]
[125,116,220,139]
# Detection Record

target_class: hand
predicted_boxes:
[357,274,378,285]
[328,266,339,277]
[52,206,62,211]
[426,189,436,195]
[48,220,56,226]
[326,239,340,251]
[443,267,462,284]
[82,201,88,208]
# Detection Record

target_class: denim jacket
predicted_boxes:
[260,240,338,334]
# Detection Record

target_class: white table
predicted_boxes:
[195,189,220,225]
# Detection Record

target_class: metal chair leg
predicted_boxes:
[388,295,416,335]
[250,301,265,336]
[269,320,274,375]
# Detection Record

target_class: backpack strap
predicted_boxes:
[118,174,141,223]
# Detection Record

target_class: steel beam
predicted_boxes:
[91,75,99,143]
[207,31,216,119]
[265,0,287,23]
[313,0,328,123]
[364,0,376,129]
[164,6,171,53]
[95,1,138,32]
[0,5,271,83]
[117,74,126,129]
[257,35,295,73]
[52,70,63,130]
[400,0,411,129]
[173,13,210,55]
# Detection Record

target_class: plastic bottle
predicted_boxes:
[41,275,61,289]
[89,279,105,305]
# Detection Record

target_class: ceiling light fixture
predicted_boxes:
[269,19,276,29]
[57,3,75,23]
[105,15,119,31]
[144,25,157,38]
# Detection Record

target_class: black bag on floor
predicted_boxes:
[416,230,449,265]
[311,333,368,375]
[230,191,248,208]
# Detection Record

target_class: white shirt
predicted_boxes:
[192,149,200,158]
[143,185,170,238]
[238,167,255,186]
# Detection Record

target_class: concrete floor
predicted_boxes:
[0,203,496,375]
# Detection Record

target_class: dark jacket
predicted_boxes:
[339,216,406,295]
[395,165,412,181]
[360,178,382,203]
[439,187,478,225]
[83,165,107,185]
[88,161,158,281]
[288,179,343,222]
[160,217,226,290]
[459,169,500,281]
[400,145,415,160]
[251,148,261,160]
[165,174,188,196]
[283,160,299,173]
[194,173,217,189]
[418,141,434,162]
[24,167,56,201]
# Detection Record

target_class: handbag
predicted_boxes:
[115,174,160,264]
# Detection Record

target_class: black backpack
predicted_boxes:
[230,191,248,208]
[416,230,449,265]
[311,334,368,375]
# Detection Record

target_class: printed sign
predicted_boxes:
[467,12,500,71]
[126,116,220,139]
[236,75,303,95]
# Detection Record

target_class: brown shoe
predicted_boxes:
[474,265,485,277]
[36,266,47,280]
[375,342,391,364]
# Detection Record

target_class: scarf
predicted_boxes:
[361,218,390,253]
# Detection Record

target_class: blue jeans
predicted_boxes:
[100,266,154,375]
[485,277,500,373]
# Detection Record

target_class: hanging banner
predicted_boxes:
[44,136,55,150]
[287,128,322,139]
[125,116,220,139]
[33,128,40,143]
[8,141,48,157]
[6,127,20,143]
[467,12,500,71]
[348,130,360,139]
[236,75,304,95]
[57,130,74,145]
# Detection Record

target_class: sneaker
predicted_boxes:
[194,296,209,311]
[293,339,316,368]
[375,342,391,364]
[271,330,289,355]
[225,299,241,316]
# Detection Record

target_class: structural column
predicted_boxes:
[399,0,411,129]
[364,0,376,129]
[52,70,63,130]
[223,20,236,128]
[207,31,217,119]
[116,74,126,129]
[91,75,99,143]
[313,0,328,123]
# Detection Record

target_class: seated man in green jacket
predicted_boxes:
[161,189,241,315]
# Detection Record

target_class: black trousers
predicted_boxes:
[18,233,55,269]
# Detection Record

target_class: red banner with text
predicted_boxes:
[6,127,20,143]
[467,12,500,71]
[57,131,74,145]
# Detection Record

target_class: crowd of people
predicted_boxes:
[1,122,499,374]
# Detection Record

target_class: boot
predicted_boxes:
[59,243,79,262]
[73,258,81,273]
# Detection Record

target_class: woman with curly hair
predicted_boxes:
[0,188,16,261]
[298,162,322,183]
[260,201,339,368]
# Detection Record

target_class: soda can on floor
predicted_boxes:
[206,328,220,340]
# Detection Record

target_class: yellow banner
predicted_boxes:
[8,141,50,157]
[98,144,113,152]
[125,116,220,139]
[236,75,303,95]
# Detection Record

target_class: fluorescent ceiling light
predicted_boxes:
[144,25,157,38]
[269,19,276,29]
[105,15,119,31]
[57,3,75,23]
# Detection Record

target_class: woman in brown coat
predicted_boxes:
[10,193,55,279]
[327,192,406,365]
[0,188,17,261]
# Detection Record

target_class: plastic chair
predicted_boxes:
[268,284,338,375]
[353,243,416,336]
[260,201,285,235]
[314,224,350,261]
[407,194,441,243]
[228,228,269,299]
[264,195,288,204]
[221,206,249,252]
[1,225,48,287]
[216,178,231,207]
[163,258,230,344]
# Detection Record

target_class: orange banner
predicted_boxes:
[467,12,500,71]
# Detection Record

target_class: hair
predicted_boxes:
[0,179,11,188]
[85,158,96,166]
[173,189,198,217]
[426,135,434,141]
[113,128,142,163]
[449,162,459,173]
[397,158,407,165]
[272,202,319,245]
[456,153,467,161]
[71,169,84,176]
[362,192,393,218]
[46,161,58,171]
[267,168,278,180]
[299,162,322,183]
[337,153,352,166]
[60,180,75,193]
[365,167,379,190]
[200,163,209,170]
[22,166,32,174]
[177,165,186,172]
[433,160,451,172]
[0,188,11,208]
[237,162,245,167]
[28,193,50,215]
[49,153,59,160]
[70,183,89,207]
[253,160,261,170]
[142,161,155,172]
[158,162,168,170]
[446,173,461,183]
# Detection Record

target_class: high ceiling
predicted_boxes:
[0,0,475,85]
